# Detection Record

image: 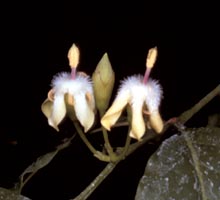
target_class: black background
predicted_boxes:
[0,1,219,200]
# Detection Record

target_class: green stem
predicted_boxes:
[99,110,117,161]
[116,130,131,160]
[73,121,110,162]
[71,162,118,200]
[90,121,128,134]
[101,126,117,161]
[74,121,97,153]
[178,84,220,124]
[116,106,132,160]
[183,130,208,200]
[19,169,39,193]
[127,131,158,155]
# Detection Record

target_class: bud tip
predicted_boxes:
[146,46,158,69]
[68,43,80,69]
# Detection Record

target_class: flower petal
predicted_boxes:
[41,98,53,119]
[74,93,95,132]
[145,79,163,113]
[130,100,146,140]
[101,90,130,130]
[149,111,164,133]
[48,94,66,131]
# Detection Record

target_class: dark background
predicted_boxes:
[1,1,219,200]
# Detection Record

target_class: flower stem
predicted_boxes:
[178,84,220,124]
[116,106,132,160]
[99,110,118,162]
[71,67,76,79]
[143,67,151,84]
[101,127,118,161]
[73,121,110,162]
[116,130,131,160]
[71,162,118,200]
[90,121,129,134]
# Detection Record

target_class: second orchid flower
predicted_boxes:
[101,47,164,140]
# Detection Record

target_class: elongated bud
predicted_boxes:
[68,43,80,69]
[92,53,115,115]
[146,46,158,69]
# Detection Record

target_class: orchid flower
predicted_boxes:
[41,43,95,132]
[101,47,164,140]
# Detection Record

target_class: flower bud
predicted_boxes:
[92,53,115,115]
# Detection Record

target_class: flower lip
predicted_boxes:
[51,72,93,96]
[121,75,163,114]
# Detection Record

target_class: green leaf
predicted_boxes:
[16,149,60,193]
[0,187,31,200]
[20,150,59,182]
[135,127,220,200]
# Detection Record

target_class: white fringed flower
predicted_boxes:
[101,47,164,140]
[41,43,95,132]
[101,75,163,140]
[42,72,95,132]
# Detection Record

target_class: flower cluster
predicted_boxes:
[42,43,164,140]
